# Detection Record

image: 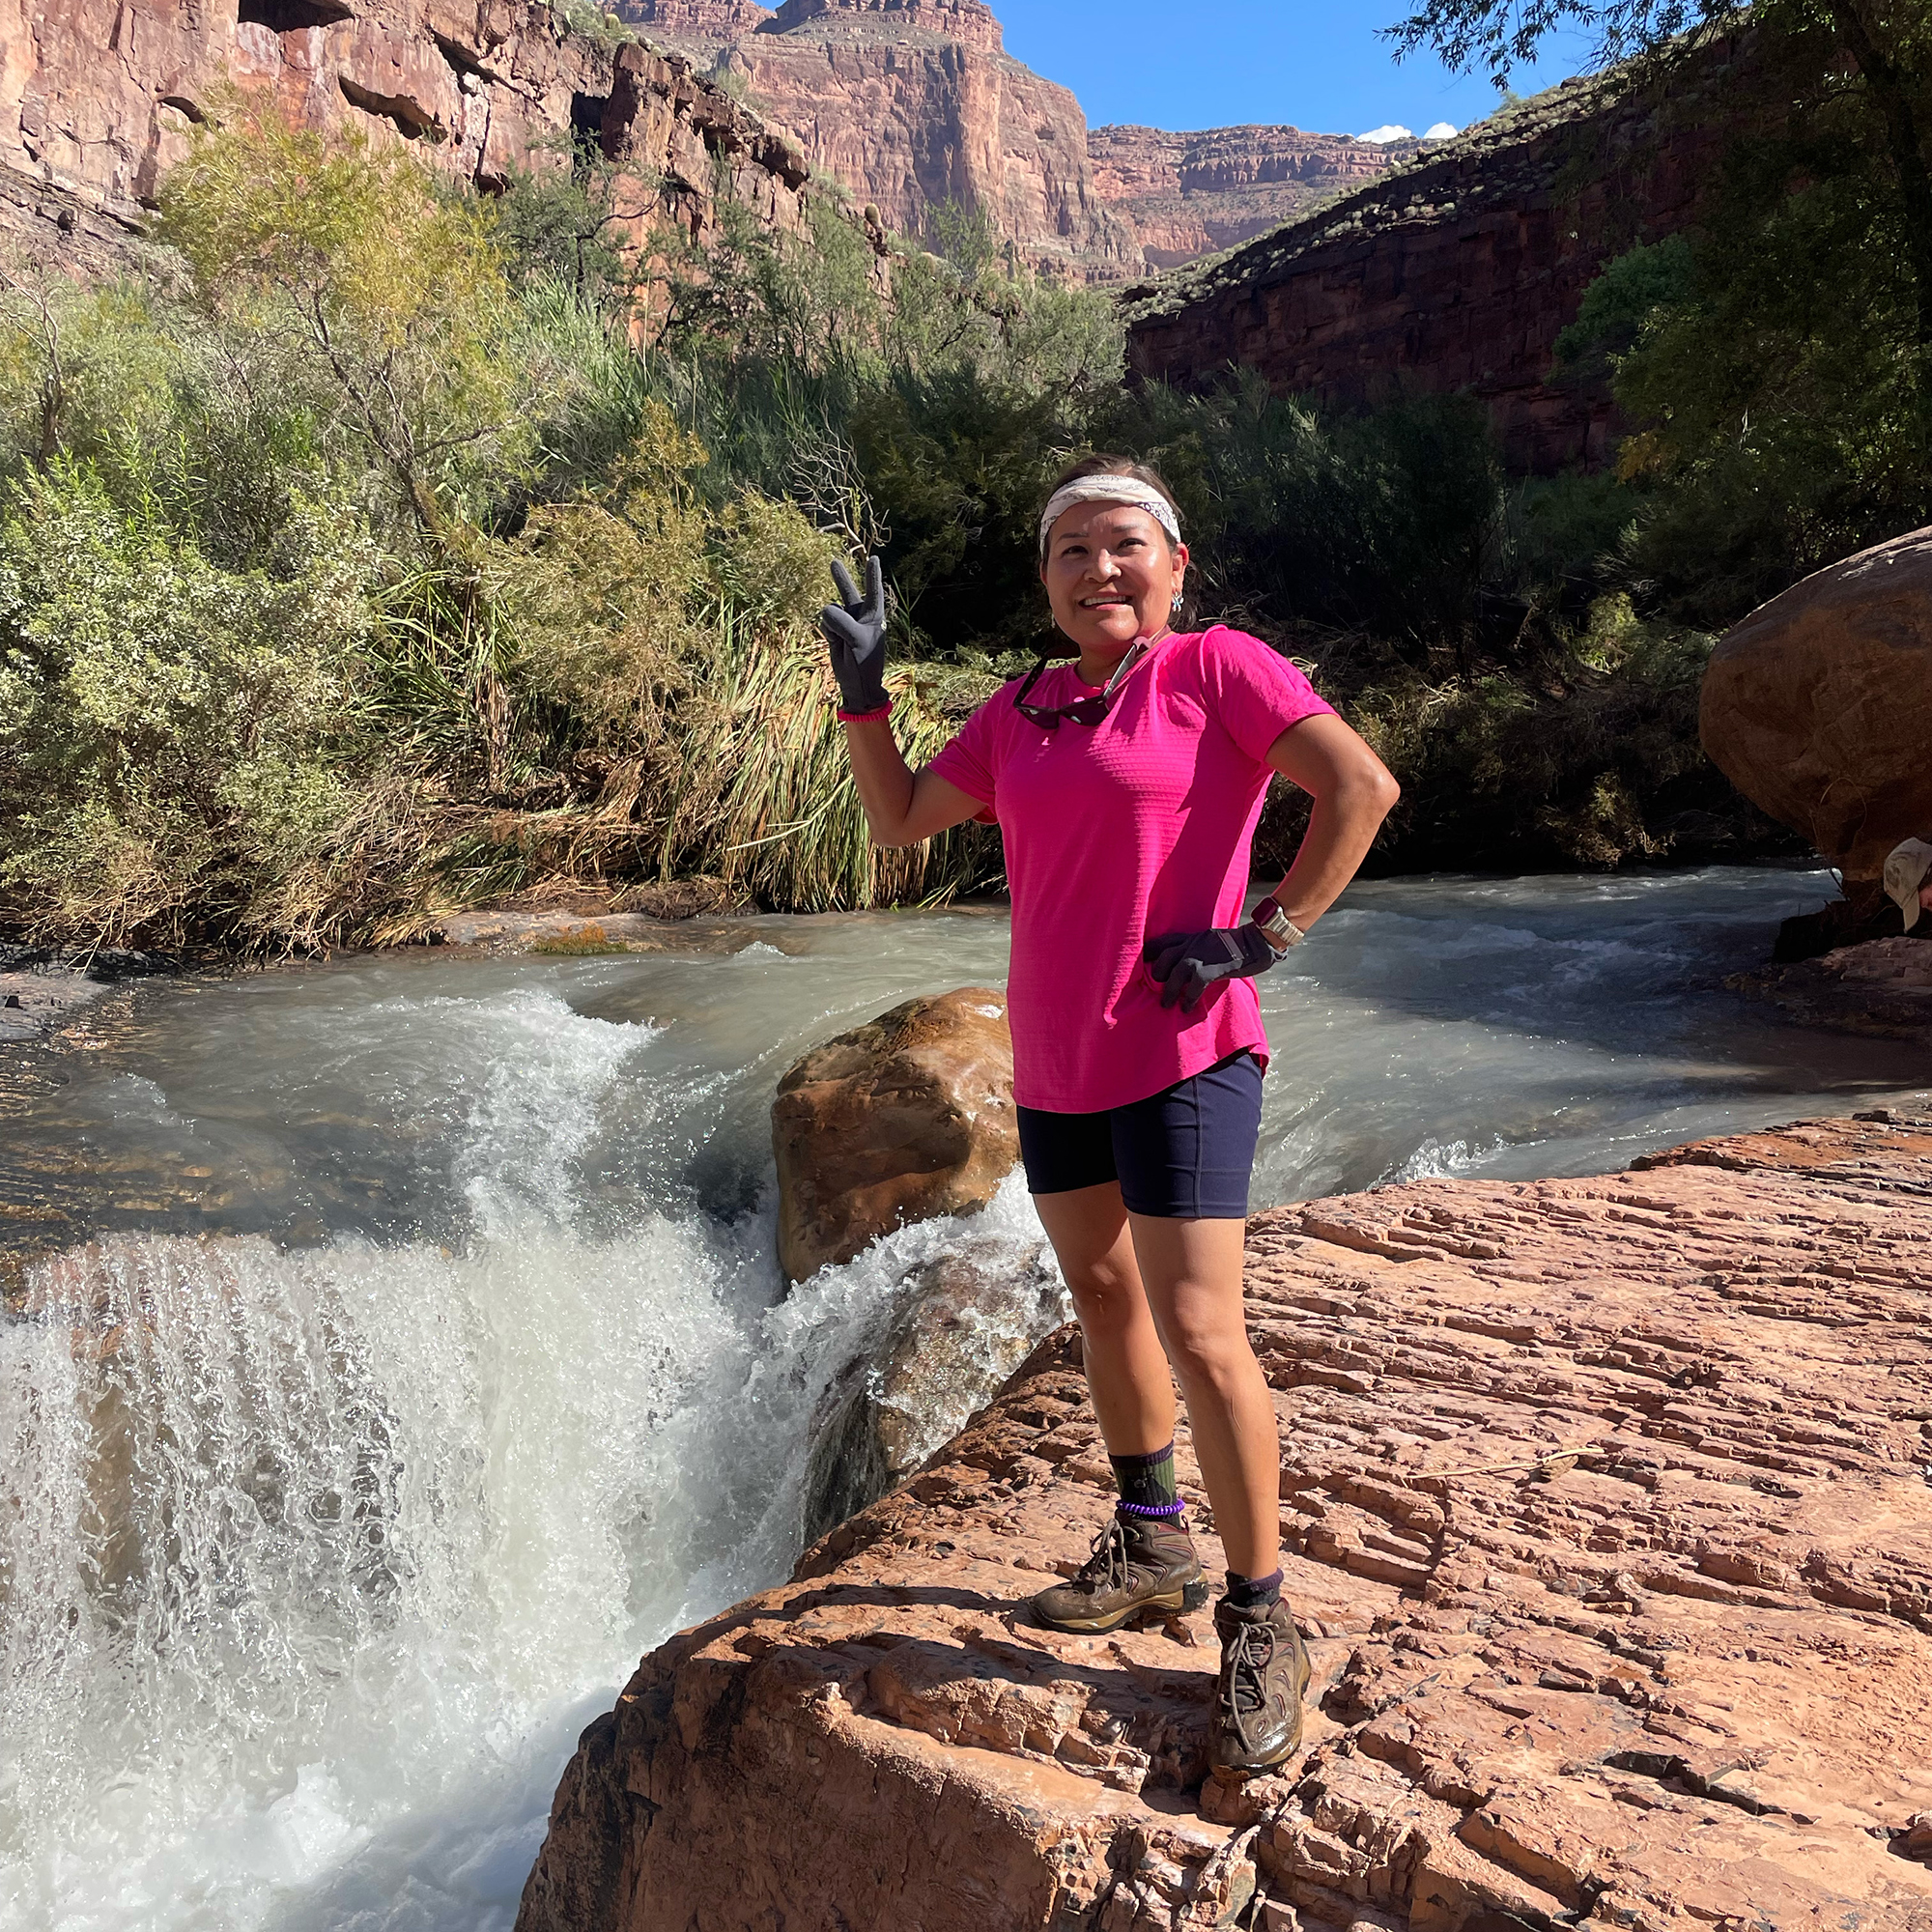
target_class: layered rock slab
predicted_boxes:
[1727,937,1932,1040]
[518,1117,1932,1931]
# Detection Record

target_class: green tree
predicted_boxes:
[156,99,545,535]
[1386,2,1932,369]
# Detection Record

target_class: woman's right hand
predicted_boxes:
[822,557,890,715]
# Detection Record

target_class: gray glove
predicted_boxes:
[821,556,889,714]
[1143,925,1279,1012]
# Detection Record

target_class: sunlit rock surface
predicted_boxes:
[1703,525,1932,888]
[518,1115,1932,1931]
[624,0,1418,280]
[772,985,1018,1285]
[0,0,814,272]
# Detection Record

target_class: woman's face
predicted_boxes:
[1040,501,1188,661]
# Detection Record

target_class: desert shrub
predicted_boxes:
[156,99,558,537]
[0,464,374,947]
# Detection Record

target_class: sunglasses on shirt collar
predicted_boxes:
[1013,639,1151,731]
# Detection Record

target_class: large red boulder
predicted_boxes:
[1701,526,1932,882]
[771,987,1018,1285]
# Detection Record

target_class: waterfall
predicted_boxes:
[0,982,1056,1930]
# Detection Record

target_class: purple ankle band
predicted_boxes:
[1117,1498,1185,1520]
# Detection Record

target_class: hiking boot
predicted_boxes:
[1208,1593,1311,1773]
[1031,1514,1208,1634]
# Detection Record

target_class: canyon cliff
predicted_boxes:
[0,0,1430,286]
[1125,37,1768,473]
[517,1114,1932,1931]
[622,0,1422,279]
[0,0,817,276]
[625,0,1141,280]
[1090,123,1427,272]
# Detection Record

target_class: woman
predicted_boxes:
[821,457,1399,1773]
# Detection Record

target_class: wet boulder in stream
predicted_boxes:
[772,986,1019,1285]
[802,1239,1065,1545]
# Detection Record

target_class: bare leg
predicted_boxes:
[1032,1182,1176,1458]
[1126,1214,1280,1580]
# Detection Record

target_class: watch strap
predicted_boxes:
[1252,895,1306,951]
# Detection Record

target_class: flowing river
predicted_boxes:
[3,865,1928,1932]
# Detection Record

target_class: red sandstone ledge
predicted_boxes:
[516,1117,1932,1931]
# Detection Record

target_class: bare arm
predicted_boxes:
[1261,712,1400,931]
[843,717,987,848]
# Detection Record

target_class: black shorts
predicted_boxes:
[1015,1050,1264,1220]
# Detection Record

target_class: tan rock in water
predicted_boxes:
[1702,525,1932,883]
[520,1115,1932,1932]
[802,1239,1065,1542]
[772,986,1018,1284]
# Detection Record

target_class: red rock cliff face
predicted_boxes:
[1125,38,1773,473]
[1090,122,1427,271]
[516,1114,1932,1931]
[624,0,771,55]
[0,0,814,273]
[710,0,1142,280]
[621,0,1420,281]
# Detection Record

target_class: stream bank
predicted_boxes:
[521,1114,1932,1932]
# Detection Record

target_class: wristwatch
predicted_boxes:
[1251,895,1306,952]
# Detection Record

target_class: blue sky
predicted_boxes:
[991,2,1597,140]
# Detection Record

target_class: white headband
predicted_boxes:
[1038,476,1181,561]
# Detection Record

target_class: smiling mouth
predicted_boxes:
[1079,596,1134,609]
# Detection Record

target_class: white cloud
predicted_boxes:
[1356,124,1413,142]
[1424,122,1458,139]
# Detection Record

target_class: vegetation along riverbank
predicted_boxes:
[5,0,1928,954]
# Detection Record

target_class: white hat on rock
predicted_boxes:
[1883,837,1932,932]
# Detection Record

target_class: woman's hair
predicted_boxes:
[1044,454,1183,547]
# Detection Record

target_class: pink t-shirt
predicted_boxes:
[927,625,1334,1113]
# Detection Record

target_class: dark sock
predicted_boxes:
[1111,1441,1182,1523]
[1224,1568,1284,1609]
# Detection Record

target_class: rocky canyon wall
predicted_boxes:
[0,0,817,278]
[1124,37,1768,473]
[632,0,1141,280]
[2,0,1435,289]
[621,0,1421,279]
[1089,122,1428,272]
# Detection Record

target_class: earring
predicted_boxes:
[1172,591,1184,612]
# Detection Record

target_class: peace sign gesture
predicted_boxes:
[821,556,890,716]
